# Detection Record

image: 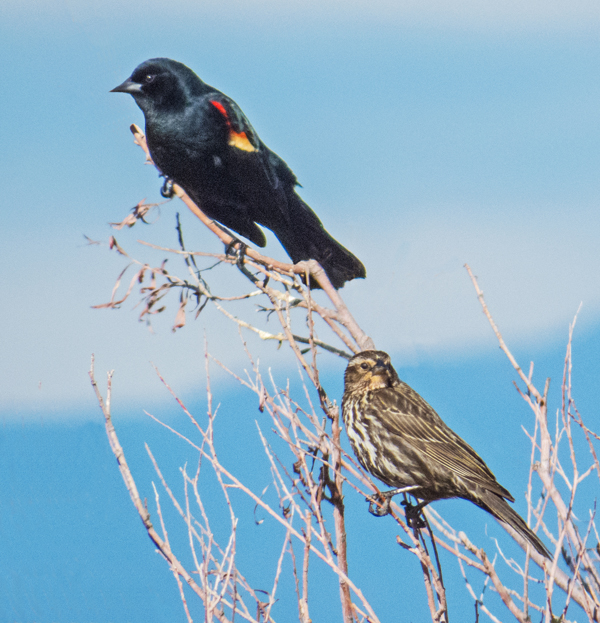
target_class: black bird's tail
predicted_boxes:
[275,193,366,289]
[479,491,551,559]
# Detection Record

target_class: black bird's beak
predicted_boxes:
[110,78,142,94]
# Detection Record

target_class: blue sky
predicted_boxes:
[1,1,599,621]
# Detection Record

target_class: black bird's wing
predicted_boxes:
[205,93,286,191]
[206,94,261,154]
[369,386,514,501]
[207,94,367,286]
[203,92,295,232]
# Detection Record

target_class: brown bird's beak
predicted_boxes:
[110,78,142,94]
[371,361,389,374]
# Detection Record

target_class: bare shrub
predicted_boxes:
[90,125,600,622]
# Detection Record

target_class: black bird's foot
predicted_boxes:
[160,177,175,198]
[226,241,262,284]
[402,499,427,529]
[225,240,248,269]
[367,493,392,517]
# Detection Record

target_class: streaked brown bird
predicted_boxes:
[342,350,550,558]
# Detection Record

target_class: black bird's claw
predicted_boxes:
[367,494,392,517]
[226,241,261,284]
[160,177,175,198]
[225,240,247,268]
[402,499,427,529]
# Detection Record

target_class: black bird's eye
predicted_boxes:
[144,74,156,84]
[360,362,369,370]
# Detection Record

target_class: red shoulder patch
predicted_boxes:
[209,99,257,152]
[209,100,229,120]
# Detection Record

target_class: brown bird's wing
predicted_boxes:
[368,385,514,501]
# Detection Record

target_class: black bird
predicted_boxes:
[111,58,366,289]
[342,350,551,559]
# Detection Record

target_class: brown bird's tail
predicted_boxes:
[479,491,551,559]
[275,193,366,289]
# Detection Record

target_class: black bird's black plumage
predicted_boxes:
[111,58,366,289]
[342,350,551,559]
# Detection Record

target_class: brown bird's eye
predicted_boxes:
[360,362,369,370]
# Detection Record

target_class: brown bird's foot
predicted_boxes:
[367,494,392,517]
[367,486,423,518]
[160,177,175,198]
[402,499,428,529]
